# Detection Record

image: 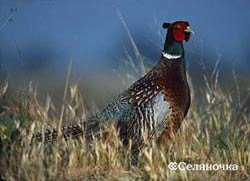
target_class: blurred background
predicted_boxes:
[0,0,249,106]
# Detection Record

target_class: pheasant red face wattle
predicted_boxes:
[172,22,193,42]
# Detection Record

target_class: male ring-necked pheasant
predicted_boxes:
[35,21,193,151]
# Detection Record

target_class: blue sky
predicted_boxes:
[0,0,249,75]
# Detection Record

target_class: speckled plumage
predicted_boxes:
[34,21,192,151]
[85,56,190,150]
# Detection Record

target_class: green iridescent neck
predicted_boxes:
[163,40,184,58]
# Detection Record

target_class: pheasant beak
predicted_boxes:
[184,26,194,34]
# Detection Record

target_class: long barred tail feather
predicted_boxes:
[33,124,84,143]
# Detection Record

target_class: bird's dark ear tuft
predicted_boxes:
[162,22,171,29]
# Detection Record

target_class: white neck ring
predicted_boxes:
[162,52,181,59]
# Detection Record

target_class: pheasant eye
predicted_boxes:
[175,25,181,29]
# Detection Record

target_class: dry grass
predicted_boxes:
[0,61,249,180]
[0,14,249,179]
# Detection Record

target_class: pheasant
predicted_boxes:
[34,21,193,151]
